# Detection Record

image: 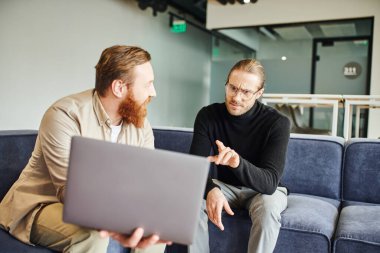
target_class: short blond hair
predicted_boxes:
[226,59,265,88]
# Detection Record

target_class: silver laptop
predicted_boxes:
[63,136,209,245]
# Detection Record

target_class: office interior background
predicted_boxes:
[0,0,379,138]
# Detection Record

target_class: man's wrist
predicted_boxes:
[230,155,240,169]
[206,184,220,197]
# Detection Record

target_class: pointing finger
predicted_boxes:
[215,140,226,151]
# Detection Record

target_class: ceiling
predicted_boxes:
[136,0,207,23]
[138,1,373,41]
[266,18,373,41]
[168,0,207,23]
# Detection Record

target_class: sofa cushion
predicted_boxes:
[342,200,379,208]
[208,193,340,253]
[282,134,344,200]
[0,130,128,253]
[0,130,38,200]
[334,205,380,253]
[343,138,380,204]
[277,194,340,253]
[0,229,55,253]
[281,194,340,233]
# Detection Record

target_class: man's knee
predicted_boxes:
[65,229,108,252]
[31,203,108,252]
[198,200,209,231]
[248,193,286,226]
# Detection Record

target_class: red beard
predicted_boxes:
[118,95,151,128]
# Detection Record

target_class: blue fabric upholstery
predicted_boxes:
[208,194,340,253]
[153,128,193,154]
[334,139,380,253]
[0,131,56,253]
[165,194,341,253]
[0,229,55,253]
[334,205,380,253]
[0,130,38,200]
[2,130,379,253]
[282,134,344,200]
[0,131,126,253]
[343,139,380,204]
[164,133,345,253]
[281,194,340,239]
[342,200,380,208]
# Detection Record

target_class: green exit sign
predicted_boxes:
[171,20,186,33]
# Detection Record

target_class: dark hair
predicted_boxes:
[95,45,151,96]
[226,59,265,88]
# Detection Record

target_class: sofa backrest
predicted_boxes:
[0,129,194,201]
[343,139,380,204]
[281,134,345,200]
[153,129,346,200]
[0,129,349,203]
[0,130,38,200]
[153,128,193,154]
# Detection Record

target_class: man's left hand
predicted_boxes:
[208,140,240,168]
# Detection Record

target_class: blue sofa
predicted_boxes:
[1,129,380,253]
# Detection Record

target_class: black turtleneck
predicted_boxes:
[190,101,290,196]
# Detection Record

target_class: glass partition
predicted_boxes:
[213,17,373,137]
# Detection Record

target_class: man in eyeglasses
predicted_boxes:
[189,59,291,253]
[0,45,168,253]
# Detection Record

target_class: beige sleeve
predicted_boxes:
[38,106,80,203]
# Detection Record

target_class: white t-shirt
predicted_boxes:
[110,123,123,143]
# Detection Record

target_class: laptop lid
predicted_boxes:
[63,136,209,245]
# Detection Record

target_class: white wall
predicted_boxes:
[207,0,380,138]
[0,0,211,130]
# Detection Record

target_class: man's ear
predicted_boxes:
[256,88,264,99]
[110,80,125,98]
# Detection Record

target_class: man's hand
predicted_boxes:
[208,140,240,168]
[206,188,234,231]
[100,228,172,249]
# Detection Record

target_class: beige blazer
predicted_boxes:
[0,89,154,244]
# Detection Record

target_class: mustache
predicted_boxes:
[229,99,242,107]
[142,96,152,107]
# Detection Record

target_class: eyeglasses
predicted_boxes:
[225,83,261,100]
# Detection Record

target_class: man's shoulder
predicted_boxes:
[194,103,225,129]
[50,89,94,112]
[199,103,224,115]
[259,102,290,125]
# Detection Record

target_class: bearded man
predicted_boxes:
[0,45,168,253]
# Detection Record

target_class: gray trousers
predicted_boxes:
[189,180,287,253]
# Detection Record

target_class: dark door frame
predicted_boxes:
[309,35,373,136]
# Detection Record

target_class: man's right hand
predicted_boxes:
[100,228,172,249]
[206,187,234,231]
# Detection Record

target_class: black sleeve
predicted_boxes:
[232,116,291,194]
[190,108,220,197]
